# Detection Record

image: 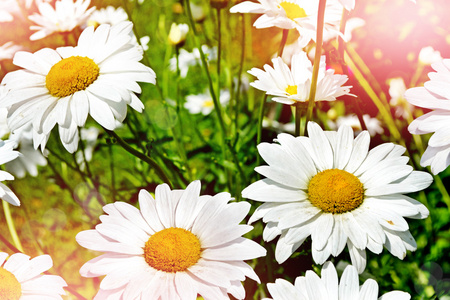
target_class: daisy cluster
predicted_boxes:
[0,0,448,299]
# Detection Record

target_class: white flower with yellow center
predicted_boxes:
[264,261,411,300]
[249,51,352,105]
[185,89,230,115]
[76,180,266,299]
[0,21,156,153]
[230,0,343,48]
[242,122,432,273]
[0,139,21,206]
[406,59,450,175]
[87,5,128,27]
[28,0,96,40]
[0,252,67,299]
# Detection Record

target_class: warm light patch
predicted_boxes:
[144,227,202,273]
[285,85,298,95]
[0,267,21,300]
[308,169,364,214]
[279,2,307,21]
[46,56,100,98]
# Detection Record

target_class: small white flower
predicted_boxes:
[77,181,266,299]
[0,0,21,22]
[406,59,450,174]
[169,45,217,78]
[388,77,413,119]
[168,23,189,46]
[0,139,21,206]
[230,0,343,48]
[0,42,22,61]
[28,0,96,40]
[249,51,353,105]
[243,122,432,273]
[185,89,230,115]
[87,5,128,27]
[75,126,99,169]
[1,22,156,153]
[0,252,67,299]
[323,17,365,43]
[264,261,411,300]
[328,114,384,137]
[418,46,442,65]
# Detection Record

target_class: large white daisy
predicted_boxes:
[405,59,450,175]
[0,139,21,206]
[248,51,353,105]
[230,0,343,48]
[76,180,266,299]
[0,21,156,153]
[242,122,432,273]
[0,252,67,299]
[28,0,96,40]
[264,261,411,300]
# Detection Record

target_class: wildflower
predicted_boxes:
[249,51,352,105]
[0,252,67,299]
[0,22,156,153]
[185,89,230,115]
[265,261,411,300]
[168,23,189,46]
[406,59,450,174]
[87,5,128,27]
[77,181,266,299]
[243,122,432,273]
[0,42,22,61]
[328,114,384,137]
[230,0,343,48]
[418,46,442,65]
[0,138,21,206]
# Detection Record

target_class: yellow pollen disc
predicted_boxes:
[308,169,364,214]
[144,227,202,273]
[46,56,100,98]
[0,267,22,300]
[279,2,307,20]
[203,99,214,108]
[285,85,298,95]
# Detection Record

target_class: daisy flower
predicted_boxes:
[242,122,432,273]
[230,0,343,48]
[0,0,21,22]
[0,42,22,61]
[0,21,156,153]
[264,261,411,300]
[87,5,128,27]
[406,59,450,175]
[28,0,96,40]
[76,180,266,299]
[328,114,384,137]
[0,252,67,299]
[249,51,353,105]
[169,45,217,78]
[418,46,442,66]
[0,139,21,206]
[185,89,230,115]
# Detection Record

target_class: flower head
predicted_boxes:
[87,5,128,27]
[0,42,22,61]
[243,122,432,273]
[249,51,353,105]
[168,23,189,46]
[0,21,156,153]
[230,0,343,48]
[185,89,230,115]
[406,59,450,174]
[264,261,411,300]
[76,180,266,299]
[0,252,67,299]
[0,138,21,206]
[28,0,96,40]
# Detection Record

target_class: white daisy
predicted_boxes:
[418,46,442,66]
[28,0,96,40]
[169,45,217,78]
[0,252,67,299]
[249,51,353,105]
[328,114,384,137]
[0,42,22,61]
[87,5,128,27]
[168,23,189,46]
[76,180,266,299]
[230,0,343,48]
[406,59,450,175]
[0,0,21,22]
[0,21,156,153]
[264,261,411,300]
[242,122,432,273]
[185,89,230,115]
[388,77,413,119]
[0,139,21,206]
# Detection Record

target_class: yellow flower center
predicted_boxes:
[308,169,364,214]
[144,227,202,273]
[0,267,22,300]
[202,99,214,108]
[46,56,100,98]
[285,85,298,95]
[279,2,307,21]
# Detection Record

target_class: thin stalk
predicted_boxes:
[108,145,117,203]
[304,0,327,135]
[433,174,450,212]
[256,94,268,169]
[217,8,222,97]
[77,130,93,179]
[0,231,21,253]
[234,15,246,137]
[278,29,289,57]
[295,103,302,136]
[105,129,173,188]
[3,201,24,252]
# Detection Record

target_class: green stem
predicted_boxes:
[304,0,327,135]
[105,129,173,188]
[3,201,24,252]
[0,231,21,253]
[433,174,450,213]
[256,94,268,169]
[234,15,246,137]
[295,103,302,136]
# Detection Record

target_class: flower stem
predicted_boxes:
[278,29,289,57]
[105,129,173,188]
[304,0,327,135]
[2,201,24,252]
[295,103,302,136]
